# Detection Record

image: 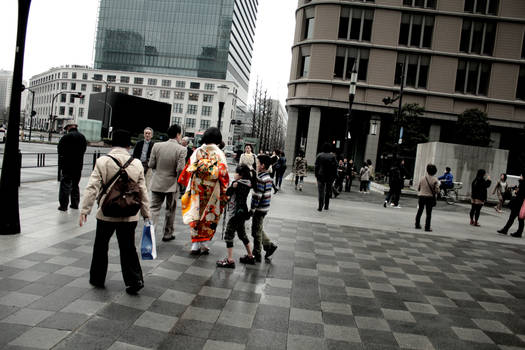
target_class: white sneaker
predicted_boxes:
[191,242,199,251]
[394,205,402,209]
[390,203,395,207]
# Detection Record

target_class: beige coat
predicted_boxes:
[80,147,150,222]
[148,139,187,193]
[417,174,440,197]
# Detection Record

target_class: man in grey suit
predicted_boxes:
[148,124,187,241]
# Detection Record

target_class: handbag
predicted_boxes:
[141,221,157,260]
[425,177,437,207]
[519,199,525,220]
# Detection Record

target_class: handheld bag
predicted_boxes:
[141,222,157,260]
[98,156,142,218]
[425,177,437,207]
[519,199,525,220]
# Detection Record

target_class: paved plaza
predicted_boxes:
[0,173,525,349]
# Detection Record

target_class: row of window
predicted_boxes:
[57,106,84,117]
[171,117,212,130]
[172,104,212,116]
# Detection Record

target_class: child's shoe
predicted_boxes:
[216,258,235,268]
[239,255,256,265]
[264,243,278,259]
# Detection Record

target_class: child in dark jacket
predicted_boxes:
[217,165,255,268]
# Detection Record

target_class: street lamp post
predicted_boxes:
[217,85,229,131]
[343,64,358,159]
[0,0,32,235]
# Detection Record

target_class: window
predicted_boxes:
[79,108,84,117]
[72,72,77,79]
[174,91,185,100]
[190,82,200,89]
[455,59,491,95]
[394,53,430,89]
[134,77,143,84]
[176,80,186,88]
[82,73,88,80]
[189,93,199,101]
[202,106,212,116]
[62,72,68,79]
[459,19,496,56]
[79,98,84,105]
[162,79,171,87]
[81,84,86,91]
[70,83,76,90]
[399,13,434,48]
[200,119,211,130]
[334,46,369,81]
[107,86,115,92]
[120,76,130,83]
[203,94,213,103]
[148,78,157,85]
[59,106,65,115]
[61,82,67,90]
[464,0,499,15]
[173,103,183,113]
[204,83,214,90]
[93,74,102,81]
[119,87,129,94]
[298,46,311,78]
[68,107,74,116]
[160,90,170,99]
[132,88,143,96]
[60,94,67,103]
[69,94,76,103]
[338,7,374,42]
[172,117,182,124]
[403,0,437,9]
[107,75,116,83]
[517,66,525,100]
[303,7,315,40]
[92,84,102,92]
[185,118,196,128]
[187,104,198,115]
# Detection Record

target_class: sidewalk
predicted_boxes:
[0,177,524,349]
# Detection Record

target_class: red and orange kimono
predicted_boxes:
[178,144,229,243]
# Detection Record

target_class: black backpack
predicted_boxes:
[97,156,142,218]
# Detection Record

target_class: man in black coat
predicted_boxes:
[315,143,338,211]
[132,127,155,189]
[57,122,87,211]
[498,173,525,237]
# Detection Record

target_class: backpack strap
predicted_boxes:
[97,156,134,204]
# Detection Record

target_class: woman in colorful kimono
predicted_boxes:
[178,127,230,255]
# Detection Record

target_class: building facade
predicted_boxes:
[0,70,13,123]
[285,0,525,174]
[27,65,241,144]
[94,0,258,103]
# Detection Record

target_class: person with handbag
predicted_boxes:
[492,173,508,213]
[415,163,440,232]
[498,172,525,237]
[79,129,150,295]
[469,169,492,227]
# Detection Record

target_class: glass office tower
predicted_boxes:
[94,0,257,93]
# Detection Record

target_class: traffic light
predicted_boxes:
[30,111,36,117]
[74,93,84,99]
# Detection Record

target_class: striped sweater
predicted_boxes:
[251,171,273,213]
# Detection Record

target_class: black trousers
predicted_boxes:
[386,186,401,206]
[59,173,81,209]
[501,208,524,234]
[345,176,352,192]
[317,180,333,210]
[470,204,483,222]
[90,220,143,287]
[415,196,434,229]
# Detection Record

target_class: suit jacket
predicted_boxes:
[315,152,337,182]
[132,140,155,167]
[148,139,187,193]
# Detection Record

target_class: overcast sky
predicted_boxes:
[0,0,296,107]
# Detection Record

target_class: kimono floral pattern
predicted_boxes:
[178,144,229,243]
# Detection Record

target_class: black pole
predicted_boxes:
[102,83,108,138]
[343,94,355,158]
[0,0,32,235]
[394,58,406,160]
[28,89,34,141]
[48,94,57,141]
[218,101,225,130]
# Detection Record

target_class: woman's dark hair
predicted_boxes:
[201,127,222,145]
[501,173,507,182]
[366,159,372,166]
[446,167,451,172]
[476,169,486,179]
[167,124,181,139]
[236,164,251,179]
[426,163,437,176]
[112,129,131,148]
[257,154,272,169]
[321,142,332,153]
[244,144,253,153]
[297,150,304,158]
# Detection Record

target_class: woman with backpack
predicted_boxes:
[178,127,230,255]
[79,130,150,295]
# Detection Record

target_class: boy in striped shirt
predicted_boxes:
[250,155,278,262]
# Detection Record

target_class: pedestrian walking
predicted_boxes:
[294,150,307,191]
[498,172,524,237]
[57,122,87,211]
[344,159,355,192]
[334,159,346,194]
[250,154,278,262]
[239,144,257,172]
[79,129,150,294]
[179,136,193,196]
[415,163,440,232]
[359,162,370,193]
[132,127,155,190]
[367,159,374,192]
[217,165,255,268]
[315,143,338,211]
[470,169,491,227]
[492,173,508,213]
[384,161,402,208]
[274,151,287,190]
[148,124,187,242]
[178,127,229,255]
[269,150,280,193]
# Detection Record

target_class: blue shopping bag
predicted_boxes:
[141,222,157,260]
